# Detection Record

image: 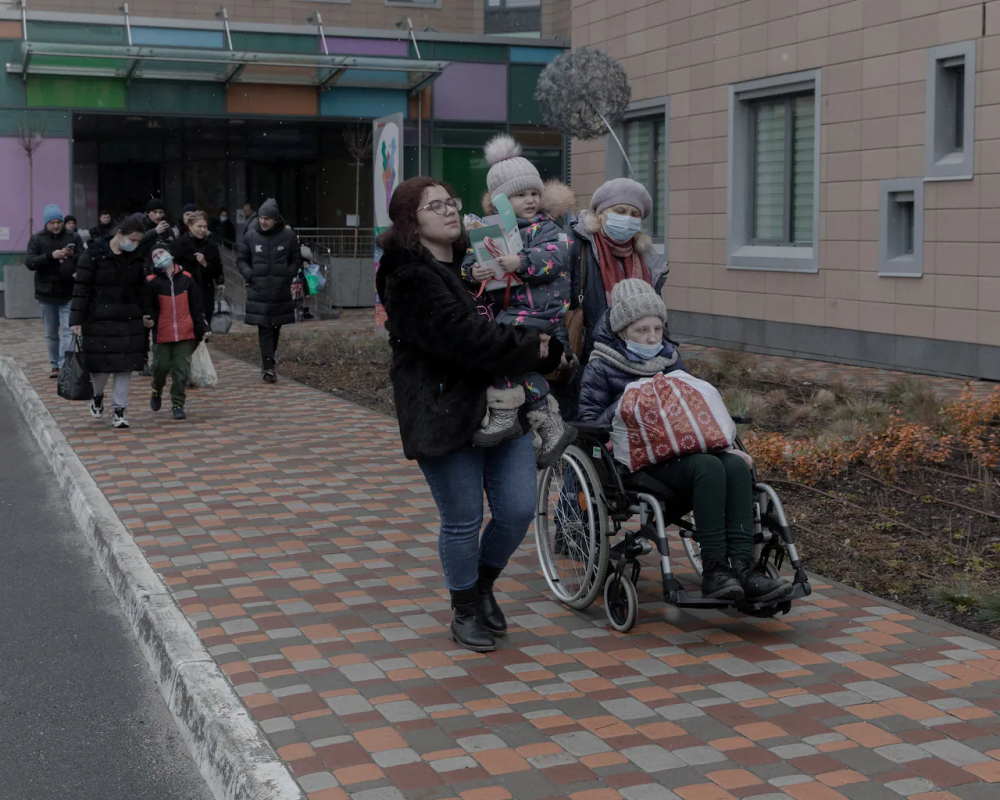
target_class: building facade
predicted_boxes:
[0,0,569,295]
[574,0,1000,381]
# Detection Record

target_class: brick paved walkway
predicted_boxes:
[3,317,1000,800]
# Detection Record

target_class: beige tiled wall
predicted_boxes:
[573,0,1000,350]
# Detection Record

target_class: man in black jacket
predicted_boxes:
[237,198,300,383]
[90,210,115,242]
[25,204,83,378]
[139,198,173,257]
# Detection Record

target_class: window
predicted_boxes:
[485,0,542,35]
[605,97,669,254]
[727,71,821,272]
[625,115,667,243]
[879,178,924,277]
[926,41,975,180]
[750,94,815,245]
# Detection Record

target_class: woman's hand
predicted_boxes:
[539,333,550,359]
[70,325,82,336]
[143,315,154,329]
[470,265,493,282]
[498,254,522,274]
[195,252,207,267]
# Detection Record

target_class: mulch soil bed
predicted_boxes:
[212,331,1000,639]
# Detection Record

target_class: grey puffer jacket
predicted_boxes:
[570,211,668,362]
[237,221,301,327]
[577,311,684,426]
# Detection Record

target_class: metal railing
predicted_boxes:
[296,228,375,260]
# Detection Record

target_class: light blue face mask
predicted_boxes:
[119,238,138,252]
[625,339,663,360]
[153,253,174,272]
[604,212,643,244]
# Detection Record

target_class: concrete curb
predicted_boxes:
[0,356,304,800]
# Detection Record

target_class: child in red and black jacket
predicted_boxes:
[147,242,209,420]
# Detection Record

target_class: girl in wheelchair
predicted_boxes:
[577,279,793,605]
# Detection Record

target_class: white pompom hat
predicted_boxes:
[484,134,544,199]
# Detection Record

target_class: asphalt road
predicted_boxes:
[0,380,213,800]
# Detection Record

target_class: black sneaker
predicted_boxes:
[172,405,186,421]
[111,407,130,429]
[90,394,104,419]
[730,555,793,605]
[262,369,277,384]
[49,367,60,379]
[150,389,162,412]
[701,558,745,601]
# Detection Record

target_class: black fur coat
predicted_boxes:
[377,245,562,460]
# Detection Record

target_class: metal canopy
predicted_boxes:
[5,40,448,94]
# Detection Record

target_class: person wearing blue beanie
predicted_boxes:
[25,203,83,377]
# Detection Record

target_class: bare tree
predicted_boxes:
[343,125,373,257]
[16,121,46,236]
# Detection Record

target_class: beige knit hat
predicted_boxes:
[485,134,544,199]
[609,278,667,334]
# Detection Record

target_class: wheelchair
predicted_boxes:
[534,418,811,632]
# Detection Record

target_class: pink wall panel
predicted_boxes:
[0,136,71,252]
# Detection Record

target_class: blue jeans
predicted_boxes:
[418,433,538,592]
[38,300,73,369]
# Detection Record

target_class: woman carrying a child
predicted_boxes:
[461,135,578,467]
[578,279,792,605]
[376,176,562,653]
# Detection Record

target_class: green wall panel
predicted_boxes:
[424,42,507,63]
[27,76,126,109]
[231,32,315,54]
[0,40,25,107]
[27,20,126,45]
[508,64,544,124]
[129,81,226,114]
[0,109,72,137]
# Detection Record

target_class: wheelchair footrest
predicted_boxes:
[665,588,736,609]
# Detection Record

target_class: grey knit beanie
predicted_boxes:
[484,134,544,199]
[591,178,653,219]
[609,278,667,334]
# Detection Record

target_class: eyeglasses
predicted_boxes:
[419,197,463,215]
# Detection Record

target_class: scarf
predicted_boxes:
[593,232,651,302]
[591,341,679,377]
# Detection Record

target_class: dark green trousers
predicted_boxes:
[645,452,755,562]
[151,340,195,408]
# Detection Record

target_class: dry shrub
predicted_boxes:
[820,418,870,444]
[886,376,943,427]
[787,403,820,431]
[812,388,837,410]
[941,386,1000,470]
[832,395,891,431]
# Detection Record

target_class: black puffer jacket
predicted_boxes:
[25,228,83,302]
[69,239,152,375]
[171,232,223,289]
[377,245,562,461]
[237,221,300,327]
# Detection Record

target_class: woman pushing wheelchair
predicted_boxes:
[577,278,793,605]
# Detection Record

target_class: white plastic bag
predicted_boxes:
[190,341,218,388]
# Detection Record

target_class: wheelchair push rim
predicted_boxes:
[535,445,610,609]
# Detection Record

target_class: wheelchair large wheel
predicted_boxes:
[535,444,610,609]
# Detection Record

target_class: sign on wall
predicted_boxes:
[372,112,403,330]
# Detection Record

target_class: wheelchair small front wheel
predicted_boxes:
[604,572,638,633]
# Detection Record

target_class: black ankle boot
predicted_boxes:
[450,587,496,652]
[701,558,745,601]
[730,555,793,604]
[476,563,507,636]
